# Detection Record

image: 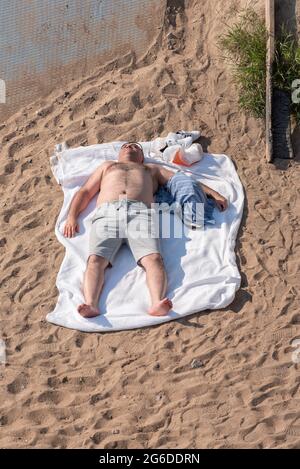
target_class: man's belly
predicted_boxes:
[97,175,154,207]
[97,190,153,207]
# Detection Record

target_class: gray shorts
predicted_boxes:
[89,199,160,266]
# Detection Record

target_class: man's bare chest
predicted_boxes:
[103,163,152,183]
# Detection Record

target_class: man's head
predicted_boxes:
[118,142,144,164]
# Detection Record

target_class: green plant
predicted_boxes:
[219,8,300,124]
[219,8,267,119]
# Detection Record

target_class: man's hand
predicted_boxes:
[213,193,228,212]
[63,216,79,238]
[198,182,228,212]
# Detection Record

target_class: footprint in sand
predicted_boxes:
[7,373,29,394]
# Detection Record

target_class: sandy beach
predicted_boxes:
[0,0,300,448]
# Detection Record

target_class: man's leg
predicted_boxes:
[78,255,109,318]
[139,253,173,316]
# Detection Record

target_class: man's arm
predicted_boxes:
[151,165,175,186]
[152,164,228,212]
[150,164,228,211]
[198,182,228,211]
[63,162,110,238]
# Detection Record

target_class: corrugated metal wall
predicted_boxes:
[0,0,165,121]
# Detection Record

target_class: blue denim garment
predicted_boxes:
[155,171,215,226]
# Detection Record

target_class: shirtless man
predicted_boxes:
[64,142,228,318]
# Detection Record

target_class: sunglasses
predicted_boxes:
[121,142,144,153]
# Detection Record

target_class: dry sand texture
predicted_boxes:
[0,0,300,449]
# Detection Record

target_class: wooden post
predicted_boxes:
[266,0,275,162]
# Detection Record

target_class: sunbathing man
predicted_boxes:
[63,142,228,318]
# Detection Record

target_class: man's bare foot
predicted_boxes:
[77,304,100,318]
[148,298,173,317]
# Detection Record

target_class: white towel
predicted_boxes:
[47,138,244,332]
